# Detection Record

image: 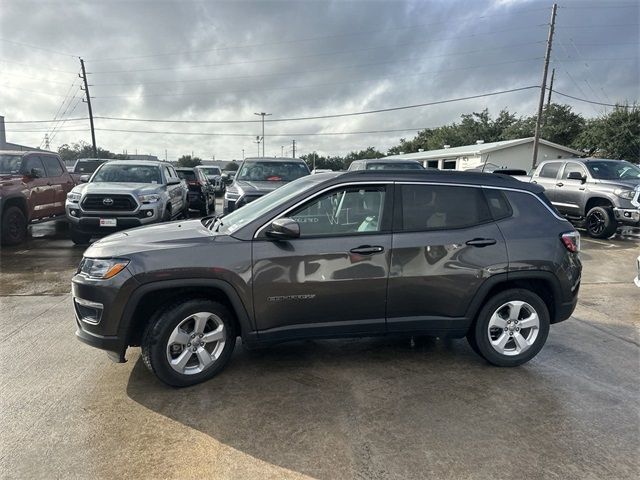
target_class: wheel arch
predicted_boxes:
[465,272,561,325]
[121,279,253,349]
[2,195,29,220]
[585,196,614,215]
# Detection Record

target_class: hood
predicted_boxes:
[0,174,26,189]
[72,182,163,195]
[84,219,222,258]
[232,179,286,194]
[592,179,640,189]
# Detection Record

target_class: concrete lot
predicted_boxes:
[1,214,638,480]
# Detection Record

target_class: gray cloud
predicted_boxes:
[1,0,638,159]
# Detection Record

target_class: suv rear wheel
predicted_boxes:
[468,289,550,367]
[1,206,27,245]
[585,206,617,239]
[141,298,237,387]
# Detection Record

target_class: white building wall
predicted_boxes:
[482,142,578,172]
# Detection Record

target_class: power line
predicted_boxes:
[89,127,430,137]
[92,86,539,124]
[4,118,88,124]
[556,23,639,28]
[92,58,543,99]
[90,41,544,87]
[88,25,546,74]
[0,38,79,58]
[550,89,637,108]
[87,8,549,63]
[0,59,77,74]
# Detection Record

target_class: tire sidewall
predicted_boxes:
[473,289,550,367]
[586,206,617,239]
[2,206,27,245]
[143,298,236,387]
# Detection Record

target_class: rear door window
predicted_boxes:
[539,162,562,179]
[399,184,491,231]
[483,188,513,220]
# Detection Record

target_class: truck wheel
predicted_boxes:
[585,206,617,239]
[162,205,172,222]
[70,227,91,245]
[141,298,237,387]
[1,206,27,245]
[467,289,550,367]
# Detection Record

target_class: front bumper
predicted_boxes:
[66,201,162,234]
[72,268,140,362]
[613,207,640,226]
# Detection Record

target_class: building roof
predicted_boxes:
[386,137,583,160]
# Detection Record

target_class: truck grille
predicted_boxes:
[81,194,137,211]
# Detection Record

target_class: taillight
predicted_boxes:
[561,231,580,253]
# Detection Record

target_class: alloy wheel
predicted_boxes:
[487,301,540,356]
[587,210,606,235]
[166,312,226,375]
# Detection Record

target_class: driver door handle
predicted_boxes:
[465,238,497,248]
[350,245,384,255]
[556,182,564,187]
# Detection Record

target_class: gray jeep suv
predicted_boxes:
[72,170,581,386]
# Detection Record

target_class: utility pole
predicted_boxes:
[242,148,245,159]
[254,136,261,157]
[546,68,555,108]
[292,139,296,158]
[79,58,97,158]
[254,112,271,157]
[281,145,284,157]
[532,3,557,169]
[44,134,50,150]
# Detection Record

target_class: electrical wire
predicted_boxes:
[87,127,430,137]
[550,89,637,108]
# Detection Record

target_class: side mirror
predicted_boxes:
[567,171,586,183]
[25,168,42,178]
[221,173,233,185]
[79,174,90,183]
[167,178,181,185]
[266,218,300,240]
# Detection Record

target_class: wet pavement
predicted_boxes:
[0,217,638,479]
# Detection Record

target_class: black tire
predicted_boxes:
[585,206,617,239]
[162,204,172,222]
[467,288,550,367]
[70,226,91,245]
[141,298,237,387]
[1,206,28,245]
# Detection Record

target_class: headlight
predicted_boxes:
[138,194,161,203]
[80,258,129,279]
[67,192,81,203]
[614,188,635,200]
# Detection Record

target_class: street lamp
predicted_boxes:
[254,112,271,157]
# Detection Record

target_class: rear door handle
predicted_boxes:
[350,245,384,255]
[556,182,564,187]
[465,238,497,248]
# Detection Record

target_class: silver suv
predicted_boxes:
[65,160,187,244]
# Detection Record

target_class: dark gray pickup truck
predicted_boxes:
[530,158,640,238]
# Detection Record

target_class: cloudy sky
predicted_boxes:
[1,0,638,160]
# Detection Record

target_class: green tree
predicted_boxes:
[502,104,585,147]
[177,155,202,167]
[224,161,239,171]
[574,105,640,162]
[57,141,128,163]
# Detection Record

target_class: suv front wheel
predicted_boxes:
[142,298,237,387]
[468,289,550,367]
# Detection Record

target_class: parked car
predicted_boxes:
[529,158,640,238]
[223,157,310,213]
[1,150,76,245]
[70,158,110,183]
[197,165,225,195]
[65,160,187,244]
[72,169,581,387]
[175,167,216,216]
[348,158,424,171]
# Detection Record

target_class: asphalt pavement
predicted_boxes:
[0,214,638,480]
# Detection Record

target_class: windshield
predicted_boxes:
[92,164,162,183]
[214,174,334,235]
[586,161,640,180]
[74,160,106,174]
[366,162,423,170]
[0,154,23,174]
[236,161,309,182]
[201,167,221,176]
